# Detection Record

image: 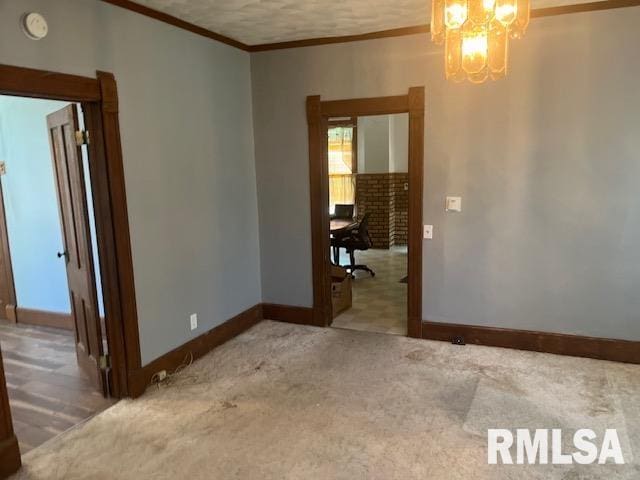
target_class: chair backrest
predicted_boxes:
[356,213,373,248]
[333,204,354,220]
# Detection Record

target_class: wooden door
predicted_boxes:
[47,105,106,395]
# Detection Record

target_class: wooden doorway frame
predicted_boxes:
[0,64,141,477]
[306,87,425,338]
[0,182,16,323]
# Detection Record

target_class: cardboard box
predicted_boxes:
[331,265,352,318]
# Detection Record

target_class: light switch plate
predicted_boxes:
[190,313,198,331]
[446,196,462,212]
[424,225,433,240]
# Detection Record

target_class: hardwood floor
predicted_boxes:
[0,319,116,454]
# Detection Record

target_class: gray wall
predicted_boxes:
[0,0,262,365]
[357,114,408,173]
[251,8,640,339]
[389,114,409,173]
[357,116,390,173]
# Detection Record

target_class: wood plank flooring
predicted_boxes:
[0,319,116,454]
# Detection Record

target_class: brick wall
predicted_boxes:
[356,174,390,248]
[355,172,408,248]
[391,173,408,246]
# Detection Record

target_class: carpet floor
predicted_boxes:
[12,320,640,479]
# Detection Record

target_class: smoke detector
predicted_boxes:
[21,13,48,40]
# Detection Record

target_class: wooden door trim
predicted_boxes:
[0,182,16,322]
[307,88,425,337]
[0,65,102,102]
[96,71,142,377]
[306,96,331,327]
[321,96,410,118]
[0,65,138,381]
[0,348,20,478]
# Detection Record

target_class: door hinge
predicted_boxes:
[99,354,111,370]
[75,130,90,146]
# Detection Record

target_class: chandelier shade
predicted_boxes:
[431,0,530,82]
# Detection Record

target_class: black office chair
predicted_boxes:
[335,213,375,278]
[331,204,355,220]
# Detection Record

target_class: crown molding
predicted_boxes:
[99,0,251,51]
[249,0,640,51]
[248,25,430,52]
[101,0,640,53]
[531,0,640,17]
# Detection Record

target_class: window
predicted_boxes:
[328,122,356,214]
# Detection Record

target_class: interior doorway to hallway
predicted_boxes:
[0,95,114,453]
[327,114,410,336]
[306,88,425,339]
[0,64,139,478]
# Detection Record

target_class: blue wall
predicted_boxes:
[0,96,103,315]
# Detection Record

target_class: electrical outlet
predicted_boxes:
[190,313,198,331]
[445,196,462,212]
[423,225,433,240]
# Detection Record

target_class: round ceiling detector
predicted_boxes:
[21,12,48,40]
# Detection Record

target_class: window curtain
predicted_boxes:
[329,175,355,212]
[328,126,355,213]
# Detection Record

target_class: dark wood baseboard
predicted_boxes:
[15,308,73,330]
[127,302,321,397]
[4,305,16,323]
[128,304,264,398]
[0,435,21,479]
[422,320,640,364]
[262,303,320,327]
[124,303,638,400]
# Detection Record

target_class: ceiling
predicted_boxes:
[130,0,605,46]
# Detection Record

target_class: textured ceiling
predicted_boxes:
[130,0,605,45]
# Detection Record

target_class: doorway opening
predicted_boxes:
[328,114,409,335]
[0,64,140,477]
[0,96,114,453]
[306,88,425,338]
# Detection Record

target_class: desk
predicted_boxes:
[330,218,357,234]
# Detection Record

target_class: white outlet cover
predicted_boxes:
[423,225,433,240]
[190,313,198,331]
[446,196,462,212]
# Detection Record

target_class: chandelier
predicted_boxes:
[431,0,530,82]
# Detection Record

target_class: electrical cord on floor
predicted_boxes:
[149,351,199,390]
